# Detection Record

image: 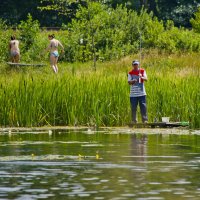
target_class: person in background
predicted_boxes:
[128,60,148,123]
[9,35,20,63]
[45,34,64,73]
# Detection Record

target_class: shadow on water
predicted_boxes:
[0,128,200,199]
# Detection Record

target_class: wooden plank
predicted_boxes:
[128,122,189,128]
[7,62,46,67]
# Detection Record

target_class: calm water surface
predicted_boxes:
[0,128,200,200]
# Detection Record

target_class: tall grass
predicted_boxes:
[0,66,129,127]
[0,52,199,128]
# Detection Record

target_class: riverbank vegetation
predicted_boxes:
[0,52,199,128]
[0,2,200,128]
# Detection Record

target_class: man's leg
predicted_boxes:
[139,95,148,122]
[130,97,138,123]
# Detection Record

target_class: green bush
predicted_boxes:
[18,14,40,61]
[0,19,13,62]
[190,7,200,33]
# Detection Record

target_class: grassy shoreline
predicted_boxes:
[0,51,199,128]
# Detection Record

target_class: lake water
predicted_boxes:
[0,128,200,200]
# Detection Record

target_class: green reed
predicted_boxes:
[0,68,129,127]
[0,52,199,128]
[145,53,200,128]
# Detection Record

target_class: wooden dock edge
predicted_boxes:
[128,122,190,128]
[7,62,46,67]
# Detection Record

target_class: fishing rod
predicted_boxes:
[139,31,142,65]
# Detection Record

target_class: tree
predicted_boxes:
[190,7,200,33]
[38,0,87,22]
[18,14,40,51]
[0,0,198,28]
[155,0,198,27]
[0,0,67,26]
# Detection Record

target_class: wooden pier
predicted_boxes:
[128,122,189,128]
[7,62,46,67]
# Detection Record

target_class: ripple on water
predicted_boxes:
[149,182,162,185]
[25,189,49,193]
[0,187,22,192]
[168,179,191,185]
[82,177,99,181]
[121,193,136,197]
[136,198,164,200]
[81,144,104,147]
[0,154,93,162]
[16,193,55,200]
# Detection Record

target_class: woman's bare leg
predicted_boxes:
[50,55,57,73]
[54,57,58,73]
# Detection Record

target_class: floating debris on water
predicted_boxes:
[96,152,99,160]
[48,130,52,136]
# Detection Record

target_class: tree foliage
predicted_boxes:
[190,7,200,33]
[1,1,200,63]
[39,0,83,16]
[60,2,200,62]
[156,0,199,27]
[0,0,199,28]
[18,14,40,50]
[63,2,148,62]
[0,0,67,26]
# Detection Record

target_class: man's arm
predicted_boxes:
[128,74,137,85]
[140,71,147,81]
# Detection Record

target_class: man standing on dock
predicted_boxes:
[128,60,148,123]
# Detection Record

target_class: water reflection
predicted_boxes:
[131,134,147,161]
[0,130,200,199]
